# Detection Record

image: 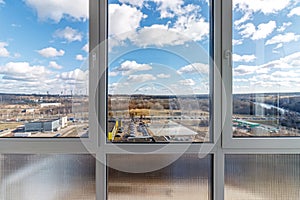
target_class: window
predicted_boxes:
[232,0,300,138]
[107,0,214,143]
[1,1,300,200]
[0,0,89,138]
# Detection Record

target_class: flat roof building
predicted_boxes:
[25,119,60,132]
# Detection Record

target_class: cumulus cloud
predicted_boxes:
[119,0,145,7]
[238,23,256,38]
[277,22,292,32]
[179,79,196,86]
[49,61,63,69]
[24,0,88,22]
[157,73,170,78]
[233,39,243,45]
[238,21,276,40]
[109,2,209,49]
[127,74,156,82]
[109,4,146,39]
[266,32,300,45]
[82,43,89,52]
[152,0,184,18]
[233,54,256,62]
[0,42,10,57]
[288,6,300,17]
[130,24,188,47]
[234,52,300,76]
[234,12,252,27]
[252,21,276,40]
[177,63,209,74]
[115,60,152,76]
[0,62,52,81]
[54,26,82,42]
[233,0,290,14]
[58,68,88,81]
[37,47,65,58]
[76,54,85,61]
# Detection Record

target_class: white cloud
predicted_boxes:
[11,23,21,28]
[115,60,152,76]
[152,0,184,18]
[0,42,10,57]
[54,26,82,42]
[127,74,156,82]
[177,63,209,74]
[109,4,146,39]
[108,3,209,49]
[252,21,276,40]
[266,32,300,45]
[274,43,283,50]
[179,79,196,86]
[24,0,88,22]
[76,54,85,61]
[82,43,89,52]
[131,24,187,47]
[58,68,88,81]
[0,62,52,81]
[234,11,252,27]
[109,71,119,77]
[234,52,300,76]
[37,47,65,58]
[238,21,276,40]
[277,22,292,32]
[119,0,145,7]
[157,73,170,78]
[233,0,290,14]
[0,0,4,4]
[173,14,209,41]
[49,61,63,69]
[238,23,256,38]
[271,70,299,78]
[288,6,300,17]
[233,54,256,62]
[233,39,243,45]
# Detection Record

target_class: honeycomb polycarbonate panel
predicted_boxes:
[107,154,212,200]
[225,154,300,200]
[0,154,95,200]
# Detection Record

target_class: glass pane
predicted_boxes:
[0,154,95,200]
[225,154,300,200]
[232,0,300,137]
[107,0,212,143]
[0,1,89,137]
[107,154,212,200]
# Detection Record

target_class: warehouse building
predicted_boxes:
[25,119,60,132]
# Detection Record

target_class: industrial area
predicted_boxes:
[0,93,88,137]
[108,94,210,143]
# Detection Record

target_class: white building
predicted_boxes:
[25,119,60,132]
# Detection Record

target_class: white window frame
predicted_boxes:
[97,0,222,199]
[221,0,300,149]
[2,1,300,200]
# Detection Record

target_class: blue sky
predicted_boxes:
[108,0,211,95]
[108,0,300,95]
[233,0,300,94]
[1,0,300,95]
[0,0,88,95]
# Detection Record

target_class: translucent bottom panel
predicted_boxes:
[0,154,95,200]
[225,154,300,200]
[107,154,212,200]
